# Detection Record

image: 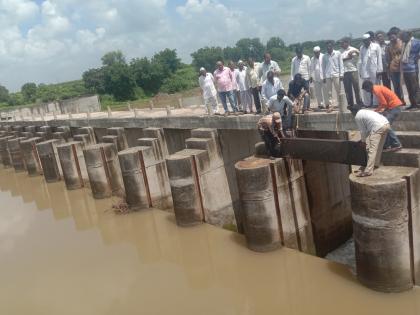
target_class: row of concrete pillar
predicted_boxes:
[1,123,417,293]
[0,125,172,212]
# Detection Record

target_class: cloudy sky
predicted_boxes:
[0,0,419,91]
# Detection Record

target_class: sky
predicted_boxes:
[0,0,419,91]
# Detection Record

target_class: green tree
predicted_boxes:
[152,48,181,75]
[130,57,162,95]
[8,92,24,106]
[101,50,126,67]
[160,65,199,94]
[82,68,106,94]
[235,38,265,61]
[0,85,9,103]
[103,62,137,101]
[266,37,286,50]
[36,83,57,102]
[21,82,37,103]
[191,46,224,72]
[223,46,241,63]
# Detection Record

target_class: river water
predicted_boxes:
[0,168,420,315]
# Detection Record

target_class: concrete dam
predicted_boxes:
[2,109,420,313]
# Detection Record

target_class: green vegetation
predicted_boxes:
[2,29,419,110]
[0,80,90,108]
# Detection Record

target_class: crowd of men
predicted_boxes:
[198,27,420,178]
[199,27,419,115]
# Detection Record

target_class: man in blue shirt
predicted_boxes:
[400,30,420,110]
[288,73,310,114]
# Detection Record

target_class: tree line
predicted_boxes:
[2,30,418,107]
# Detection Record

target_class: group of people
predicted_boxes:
[199,27,419,116]
[249,27,419,178]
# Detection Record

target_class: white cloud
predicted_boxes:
[0,0,419,91]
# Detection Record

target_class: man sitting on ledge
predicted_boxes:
[257,112,284,158]
[361,80,403,152]
[350,106,390,177]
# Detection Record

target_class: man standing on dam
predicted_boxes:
[350,106,390,177]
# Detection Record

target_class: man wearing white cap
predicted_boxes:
[198,67,219,115]
[359,33,383,107]
[235,60,253,113]
[310,46,328,109]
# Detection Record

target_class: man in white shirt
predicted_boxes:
[359,33,383,107]
[322,41,344,112]
[291,46,311,83]
[198,67,219,115]
[236,60,253,113]
[310,46,328,109]
[259,52,281,85]
[268,89,294,130]
[350,106,390,177]
[246,58,262,114]
[340,37,362,108]
[261,70,284,111]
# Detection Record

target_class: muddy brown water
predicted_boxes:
[1,168,420,315]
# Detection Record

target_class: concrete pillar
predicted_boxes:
[166,149,207,226]
[21,132,33,139]
[78,127,96,144]
[350,167,417,292]
[138,138,164,160]
[12,125,23,136]
[8,137,26,172]
[25,126,36,134]
[184,128,236,228]
[20,137,43,176]
[135,138,172,209]
[39,126,53,139]
[142,128,169,157]
[235,158,282,252]
[73,134,91,146]
[102,135,119,150]
[53,132,67,142]
[57,141,88,190]
[56,126,71,141]
[118,147,152,210]
[0,136,14,167]
[107,127,128,151]
[234,156,315,253]
[35,131,48,141]
[36,140,62,183]
[83,143,124,199]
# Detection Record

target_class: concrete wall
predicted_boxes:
[59,95,101,114]
[0,95,101,120]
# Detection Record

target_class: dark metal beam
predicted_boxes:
[277,138,367,166]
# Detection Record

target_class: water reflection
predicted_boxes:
[1,169,420,315]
